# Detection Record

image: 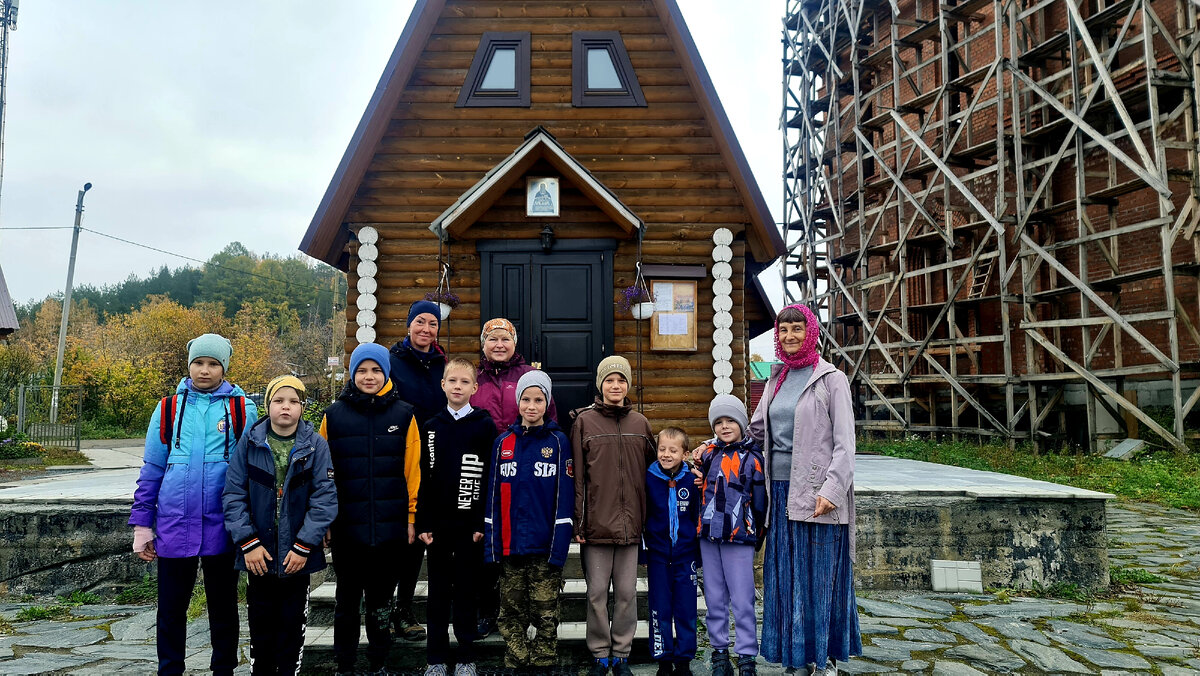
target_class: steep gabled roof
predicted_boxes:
[298,0,785,265]
[0,264,19,337]
[430,127,643,240]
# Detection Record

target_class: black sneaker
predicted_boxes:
[656,662,673,676]
[672,661,693,676]
[477,616,498,640]
[736,656,757,676]
[587,659,610,676]
[711,650,733,676]
[611,659,633,676]
[393,606,427,641]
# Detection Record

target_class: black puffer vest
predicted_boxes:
[323,382,415,547]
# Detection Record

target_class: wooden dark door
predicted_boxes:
[480,240,615,427]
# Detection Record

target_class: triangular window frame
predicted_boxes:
[457,32,531,108]
[572,31,646,108]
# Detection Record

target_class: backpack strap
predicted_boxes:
[230,396,247,439]
[158,395,177,446]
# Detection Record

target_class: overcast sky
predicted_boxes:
[0,0,785,352]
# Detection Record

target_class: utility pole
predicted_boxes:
[0,0,20,227]
[50,182,91,423]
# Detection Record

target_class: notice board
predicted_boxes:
[650,280,698,352]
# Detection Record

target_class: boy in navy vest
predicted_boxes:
[645,427,701,676]
[415,358,496,676]
[319,343,422,675]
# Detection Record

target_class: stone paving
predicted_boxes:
[1,499,1197,674]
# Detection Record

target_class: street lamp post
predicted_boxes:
[50,182,92,423]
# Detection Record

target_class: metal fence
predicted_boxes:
[16,385,82,452]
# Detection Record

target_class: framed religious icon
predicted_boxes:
[649,280,698,351]
[526,177,560,217]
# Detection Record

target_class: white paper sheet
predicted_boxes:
[658,313,688,335]
[653,282,675,312]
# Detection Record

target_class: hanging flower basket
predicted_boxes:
[619,285,655,319]
[424,290,460,320]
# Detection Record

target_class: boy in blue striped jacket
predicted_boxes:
[483,370,573,671]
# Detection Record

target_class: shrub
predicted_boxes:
[0,432,46,460]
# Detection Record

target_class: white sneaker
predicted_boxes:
[425,665,448,676]
[454,664,478,676]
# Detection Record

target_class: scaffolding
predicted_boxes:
[782,0,1200,450]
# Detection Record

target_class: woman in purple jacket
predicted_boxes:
[749,305,861,676]
[129,334,259,676]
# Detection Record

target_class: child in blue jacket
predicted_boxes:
[128,333,258,676]
[645,427,702,676]
[484,370,573,671]
[223,375,337,675]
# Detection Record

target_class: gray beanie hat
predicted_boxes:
[187,333,233,372]
[515,369,553,405]
[708,394,749,436]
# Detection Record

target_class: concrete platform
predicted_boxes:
[0,454,1112,593]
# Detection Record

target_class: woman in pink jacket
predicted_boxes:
[471,317,558,434]
[749,304,861,676]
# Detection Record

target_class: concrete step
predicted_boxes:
[303,619,655,665]
[310,576,708,626]
[322,542,587,584]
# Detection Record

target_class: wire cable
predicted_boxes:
[80,227,338,296]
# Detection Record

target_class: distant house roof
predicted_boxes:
[430,127,643,241]
[0,265,18,337]
[749,361,780,382]
[298,0,785,267]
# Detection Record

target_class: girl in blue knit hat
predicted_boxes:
[129,332,259,676]
[319,342,422,675]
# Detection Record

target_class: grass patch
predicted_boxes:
[0,616,12,634]
[41,446,89,466]
[115,575,157,604]
[860,436,1200,511]
[79,421,142,440]
[187,585,206,622]
[1110,567,1167,585]
[59,590,103,606]
[15,604,71,622]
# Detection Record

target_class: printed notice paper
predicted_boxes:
[658,313,688,335]
[653,282,675,312]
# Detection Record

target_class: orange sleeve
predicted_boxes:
[405,417,421,523]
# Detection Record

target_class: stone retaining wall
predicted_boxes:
[856,494,1110,590]
[0,503,150,595]
[0,493,1110,594]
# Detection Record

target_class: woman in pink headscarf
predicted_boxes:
[748,304,861,675]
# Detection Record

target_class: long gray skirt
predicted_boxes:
[761,481,862,669]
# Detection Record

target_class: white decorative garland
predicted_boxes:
[355,226,379,344]
[711,228,734,395]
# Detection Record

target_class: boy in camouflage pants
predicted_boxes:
[484,371,574,670]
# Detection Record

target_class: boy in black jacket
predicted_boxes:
[223,375,337,676]
[416,358,497,676]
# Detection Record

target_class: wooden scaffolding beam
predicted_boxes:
[782,0,1200,450]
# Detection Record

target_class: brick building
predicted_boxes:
[783,0,1200,449]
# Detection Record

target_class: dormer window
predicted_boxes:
[572,32,646,107]
[457,32,531,107]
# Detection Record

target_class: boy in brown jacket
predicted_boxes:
[571,355,656,676]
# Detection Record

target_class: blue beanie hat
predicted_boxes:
[187,333,233,372]
[408,301,441,327]
[349,343,391,382]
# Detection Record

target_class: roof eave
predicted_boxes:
[298,0,447,268]
[652,0,786,264]
[431,130,643,240]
